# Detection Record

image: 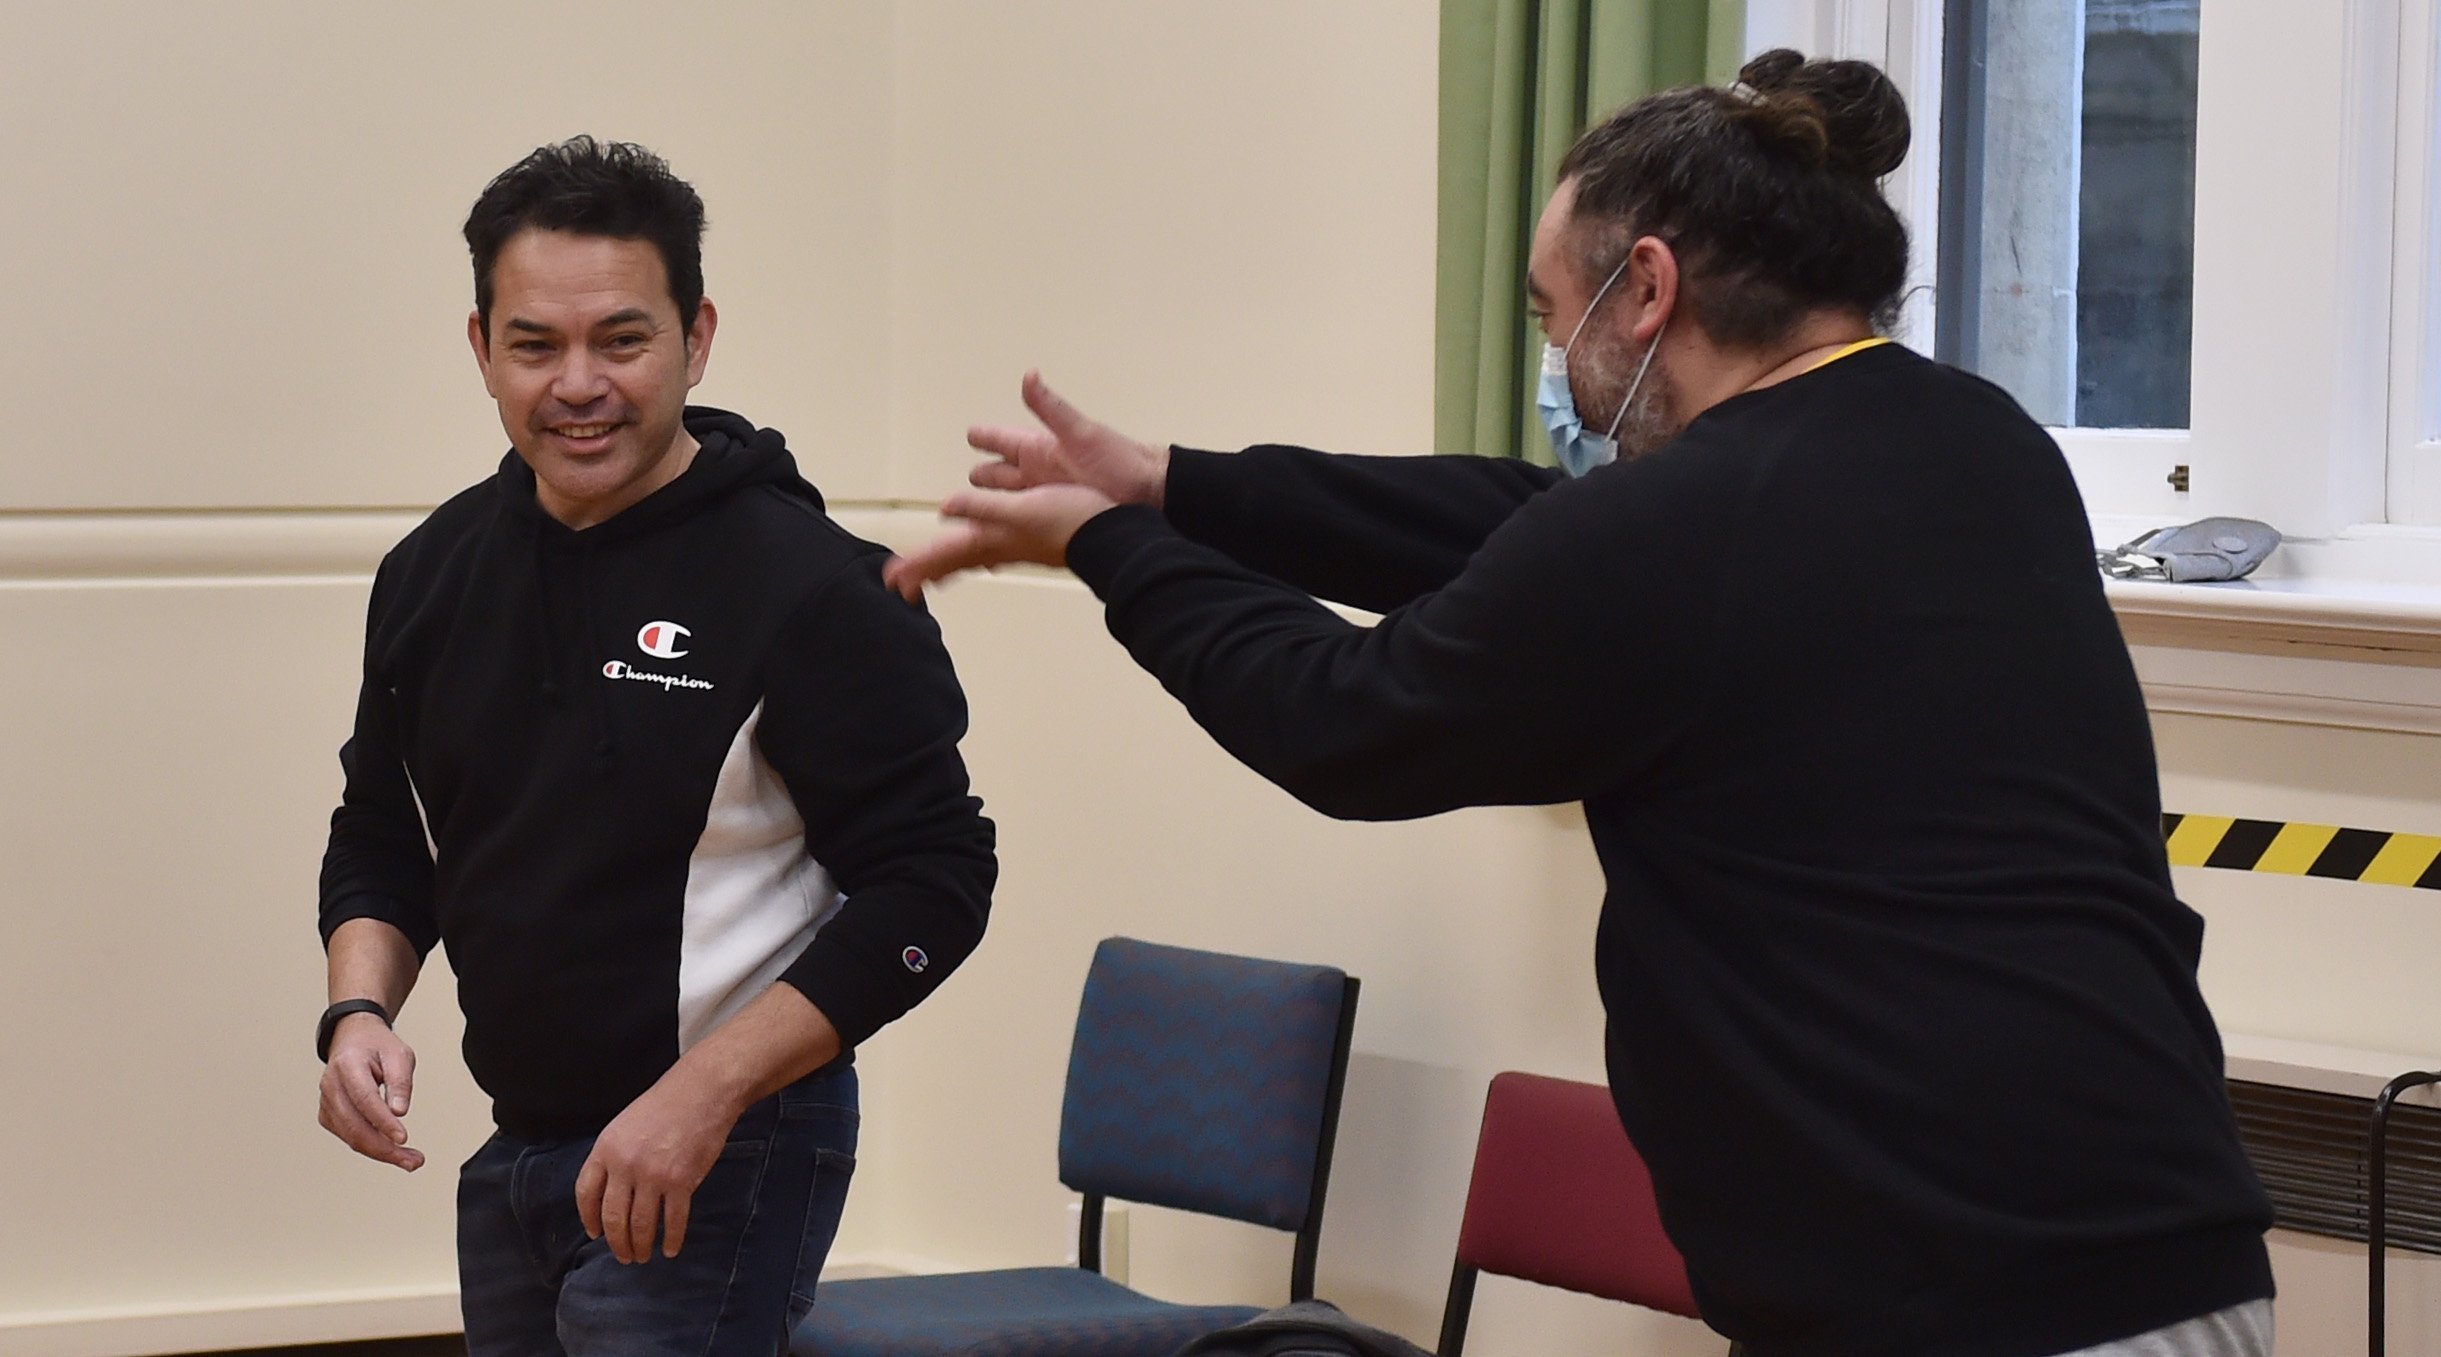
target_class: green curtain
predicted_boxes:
[1435,0,1744,462]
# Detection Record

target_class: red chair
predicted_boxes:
[1436,1071,1706,1355]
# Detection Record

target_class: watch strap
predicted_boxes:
[316,998,392,1062]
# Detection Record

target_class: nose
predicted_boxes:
[549,348,610,406]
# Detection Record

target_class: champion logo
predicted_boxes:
[602,660,715,692]
[901,946,930,974]
[636,621,691,660]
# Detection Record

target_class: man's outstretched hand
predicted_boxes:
[883,372,1162,601]
[964,370,1168,504]
[883,483,1118,601]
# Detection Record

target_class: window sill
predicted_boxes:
[2097,515,2441,656]
[2095,519,2441,735]
[2106,577,2441,659]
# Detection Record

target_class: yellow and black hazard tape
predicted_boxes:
[2162,814,2441,890]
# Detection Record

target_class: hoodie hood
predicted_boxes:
[493,405,824,542]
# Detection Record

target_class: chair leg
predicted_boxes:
[2369,1071,2441,1357]
[1079,1194,1104,1274]
[1436,1262,1477,1357]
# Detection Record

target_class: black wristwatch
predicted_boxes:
[316,998,392,1062]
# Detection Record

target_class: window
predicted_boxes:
[1783,0,2441,577]
[1936,0,2198,433]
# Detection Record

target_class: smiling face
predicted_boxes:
[469,229,717,529]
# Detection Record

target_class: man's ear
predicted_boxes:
[683,298,718,389]
[1625,236,1680,344]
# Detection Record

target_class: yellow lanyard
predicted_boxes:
[1802,335,1893,375]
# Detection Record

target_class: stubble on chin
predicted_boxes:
[1574,336,1685,463]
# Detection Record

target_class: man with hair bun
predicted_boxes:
[315,137,996,1356]
[888,50,2273,1357]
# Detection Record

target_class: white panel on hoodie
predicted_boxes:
[676,700,842,1051]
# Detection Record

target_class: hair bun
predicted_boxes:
[1733,48,1910,180]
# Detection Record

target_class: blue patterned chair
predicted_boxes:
[795,936,1361,1357]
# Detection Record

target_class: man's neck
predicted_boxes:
[1673,312,1879,420]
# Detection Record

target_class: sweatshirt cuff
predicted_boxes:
[319,893,440,959]
[1161,446,1245,547]
[778,933,906,1050]
[1067,503,1177,596]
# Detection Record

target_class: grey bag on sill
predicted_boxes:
[2096,516,2282,583]
[1170,1300,1435,1357]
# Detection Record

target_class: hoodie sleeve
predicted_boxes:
[757,552,996,1048]
[1064,460,1718,820]
[1165,445,1560,613]
[319,560,441,956]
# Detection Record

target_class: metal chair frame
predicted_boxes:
[2369,1068,2441,1357]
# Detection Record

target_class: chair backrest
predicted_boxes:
[1454,1071,1699,1318]
[1058,937,1358,1242]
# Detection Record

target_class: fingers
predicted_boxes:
[337,1051,409,1146]
[969,459,1030,491]
[881,555,930,604]
[883,523,1001,602]
[318,1066,423,1171]
[379,1046,415,1118]
[621,1183,657,1265]
[938,487,1030,526]
[965,422,1057,468]
[661,1187,691,1260]
[578,1153,646,1265]
[601,1182,642,1265]
[576,1154,606,1242]
[576,1149,677,1264]
[1020,370,1092,438]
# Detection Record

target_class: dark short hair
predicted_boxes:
[463,136,707,337]
[1557,49,1911,347]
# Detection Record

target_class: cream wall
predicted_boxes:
[0,1,894,511]
[881,2,1440,499]
[2,4,2436,1357]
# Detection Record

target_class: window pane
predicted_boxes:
[2423,4,2441,446]
[1935,0,2199,430]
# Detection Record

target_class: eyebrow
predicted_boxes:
[1525,271,1551,306]
[499,308,660,337]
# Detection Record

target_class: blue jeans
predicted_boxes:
[457,1064,858,1357]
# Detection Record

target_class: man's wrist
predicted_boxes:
[315,998,392,1062]
[658,1048,760,1122]
[1143,445,1171,510]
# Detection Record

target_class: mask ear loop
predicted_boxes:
[1564,255,1634,353]
[1603,320,1666,442]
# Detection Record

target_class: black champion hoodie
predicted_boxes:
[320,407,995,1140]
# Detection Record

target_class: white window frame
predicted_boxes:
[2391,0,2441,525]
[1748,0,2441,596]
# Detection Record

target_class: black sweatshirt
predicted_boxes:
[320,408,994,1140]
[1065,345,2271,1356]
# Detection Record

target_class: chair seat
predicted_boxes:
[797,1266,1267,1357]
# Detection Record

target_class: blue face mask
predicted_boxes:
[1536,257,1665,477]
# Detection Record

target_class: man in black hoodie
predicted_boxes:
[884,55,2270,1357]
[315,138,996,1357]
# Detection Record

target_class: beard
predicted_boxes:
[1571,327,1684,461]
